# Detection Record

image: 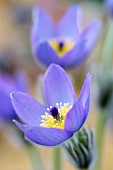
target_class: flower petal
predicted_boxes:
[61,39,87,68]
[0,74,17,120]
[44,64,76,107]
[62,21,100,68]
[0,88,16,120]
[64,101,86,133]
[65,74,91,133]
[13,120,73,146]
[31,6,54,46]
[105,0,113,17]
[57,4,81,40]
[80,20,101,58]
[34,41,62,67]
[78,73,91,113]
[10,91,47,126]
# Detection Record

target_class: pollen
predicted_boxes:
[40,103,72,129]
[49,38,75,57]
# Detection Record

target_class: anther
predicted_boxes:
[50,107,60,121]
[58,41,64,51]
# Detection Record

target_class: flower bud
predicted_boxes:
[63,128,96,169]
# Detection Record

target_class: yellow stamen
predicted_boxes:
[40,103,72,129]
[49,38,75,57]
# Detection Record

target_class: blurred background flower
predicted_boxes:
[105,0,113,17]
[0,48,29,124]
[31,4,100,69]
[0,70,29,123]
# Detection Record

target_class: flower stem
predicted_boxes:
[101,21,113,72]
[26,144,45,170]
[53,147,61,170]
[93,109,107,170]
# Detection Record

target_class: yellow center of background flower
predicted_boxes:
[49,39,75,57]
[40,103,72,129]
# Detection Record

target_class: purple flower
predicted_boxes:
[105,0,113,17]
[11,64,91,147]
[31,4,100,69]
[0,71,28,121]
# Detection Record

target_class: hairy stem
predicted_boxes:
[53,147,61,170]
[26,144,45,170]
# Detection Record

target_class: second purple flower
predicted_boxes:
[31,4,100,69]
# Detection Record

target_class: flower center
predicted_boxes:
[49,38,75,57]
[40,103,72,129]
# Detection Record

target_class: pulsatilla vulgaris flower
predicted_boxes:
[0,71,28,121]
[31,4,100,69]
[11,64,91,147]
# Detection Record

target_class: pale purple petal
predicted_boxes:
[13,120,73,146]
[64,101,87,133]
[61,21,100,68]
[63,21,100,68]
[0,73,16,120]
[61,39,86,68]
[44,64,76,107]
[80,20,101,57]
[34,41,62,67]
[0,73,15,93]
[0,88,16,120]
[65,73,91,131]
[31,6,54,46]
[57,4,81,40]
[78,73,91,113]
[10,91,47,126]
